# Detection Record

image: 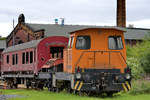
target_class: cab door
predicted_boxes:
[63,36,74,73]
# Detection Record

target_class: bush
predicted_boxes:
[126,39,150,79]
[127,57,144,79]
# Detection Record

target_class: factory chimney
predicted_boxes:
[117,0,126,27]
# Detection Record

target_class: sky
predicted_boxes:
[0,0,150,37]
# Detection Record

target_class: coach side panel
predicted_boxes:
[2,48,36,73]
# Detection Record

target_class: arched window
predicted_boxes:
[18,40,23,44]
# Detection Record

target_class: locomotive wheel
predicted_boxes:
[66,87,73,93]
[73,90,83,96]
[47,84,53,91]
[51,87,56,92]
[26,84,29,89]
[8,83,13,89]
[31,83,35,89]
[7,81,13,89]
[13,84,18,89]
[26,80,30,89]
[106,92,113,97]
[48,87,52,91]
[56,88,60,93]
[37,83,44,90]
[86,91,93,96]
[78,91,83,96]
[73,90,78,95]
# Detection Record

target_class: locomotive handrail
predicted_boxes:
[75,50,127,68]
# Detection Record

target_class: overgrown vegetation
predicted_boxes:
[127,35,150,95]
[0,37,6,40]
[129,80,150,95]
[127,37,150,79]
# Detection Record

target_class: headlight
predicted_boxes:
[76,73,81,79]
[126,74,131,79]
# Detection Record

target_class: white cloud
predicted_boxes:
[127,19,150,28]
[0,23,14,37]
[0,0,150,37]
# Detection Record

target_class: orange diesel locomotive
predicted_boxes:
[51,27,131,95]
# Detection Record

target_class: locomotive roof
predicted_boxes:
[3,39,42,53]
[69,27,125,34]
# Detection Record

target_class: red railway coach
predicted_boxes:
[1,36,68,88]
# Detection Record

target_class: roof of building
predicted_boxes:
[25,23,125,36]
[122,28,150,40]
[0,39,6,50]
[25,23,150,40]
[3,39,42,53]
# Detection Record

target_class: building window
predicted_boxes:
[108,36,123,50]
[30,51,33,63]
[26,52,29,64]
[6,55,9,64]
[76,36,91,49]
[22,52,25,64]
[12,54,15,65]
[18,40,23,44]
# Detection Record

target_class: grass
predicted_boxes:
[1,89,150,100]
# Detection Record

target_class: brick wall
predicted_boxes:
[7,29,35,47]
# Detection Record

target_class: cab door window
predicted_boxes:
[108,36,123,50]
[68,37,74,48]
[76,36,91,49]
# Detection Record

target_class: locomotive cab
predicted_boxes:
[64,28,131,94]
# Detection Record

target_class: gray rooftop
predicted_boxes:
[0,39,6,50]
[26,23,124,36]
[25,23,150,40]
[3,39,42,53]
[122,28,150,40]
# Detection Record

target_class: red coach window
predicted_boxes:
[26,52,29,64]
[16,54,18,65]
[22,52,25,64]
[6,55,9,64]
[30,51,33,63]
[12,54,15,65]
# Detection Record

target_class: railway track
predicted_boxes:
[0,84,26,89]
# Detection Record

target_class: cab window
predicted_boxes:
[76,36,91,49]
[68,37,74,48]
[108,36,123,50]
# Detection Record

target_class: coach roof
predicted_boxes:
[3,39,42,53]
